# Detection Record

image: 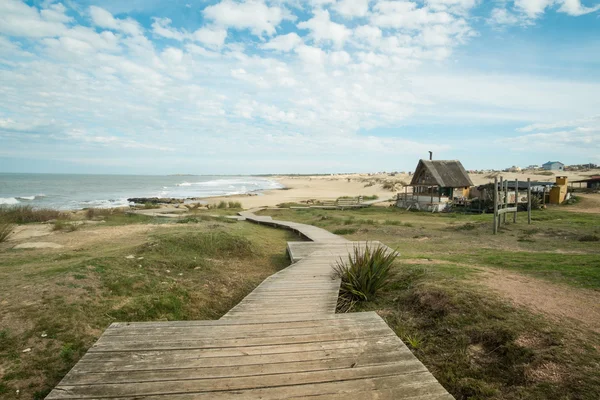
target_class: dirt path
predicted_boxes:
[476,268,600,333]
[564,193,600,214]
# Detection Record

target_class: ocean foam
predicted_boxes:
[0,197,20,205]
[17,196,35,200]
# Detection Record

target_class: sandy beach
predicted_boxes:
[204,169,600,209]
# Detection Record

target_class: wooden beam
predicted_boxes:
[493,176,498,234]
[527,178,532,225]
[498,207,518,215]
[514,179,518,223]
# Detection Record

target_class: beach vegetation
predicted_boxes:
[0,205,66,223]
[333,227,357,235]
[0,222,14,242]
[217,201,228,209]
[52,219,79,232]
[258,205,600,399]
[0,220,293,398]
[228,201,242,209]
[333,243,398,311]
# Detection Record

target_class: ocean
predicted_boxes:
[0,173,283,210]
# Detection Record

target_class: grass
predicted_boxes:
[445,250,600,289]
[0,217,296,399]
[0,205,66,223]
[0,222,14,242]
[333,243,398,311]
[52,219,79,232]
[355,262,600,399]
[256,203,600,399]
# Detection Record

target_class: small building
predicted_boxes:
[542,161,564,171]
[397,159,473,212]
[570,176,600,190]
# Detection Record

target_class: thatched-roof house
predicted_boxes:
[398,159,473,212]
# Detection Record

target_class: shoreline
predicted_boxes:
[2,169,599,211]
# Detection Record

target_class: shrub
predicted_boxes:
[53,220,79,232]
[333,243,399,310]
[228,201,242,209]
[0,223,14,243]
[579,235,599,242]
[362,195,379,201]
[217,201,228,209]
[333,228,357,235]
[85,207,121,219]
[0,205,65,223]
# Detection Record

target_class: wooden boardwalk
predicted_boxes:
[47,210,453,399]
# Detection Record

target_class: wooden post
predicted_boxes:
[430,186,433,210]
[514,179,518,223]
[503,180,508,224]
[527,178,532,225]
[493,176,498,234]
[542,186,546,206]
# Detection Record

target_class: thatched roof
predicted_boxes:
[410,160,473,188]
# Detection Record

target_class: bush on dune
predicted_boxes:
[0,222,14,242]
[0,205,65,224]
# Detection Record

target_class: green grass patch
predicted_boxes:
[446,250,600,289]
[333,228,357,235]
[354,262,600,399]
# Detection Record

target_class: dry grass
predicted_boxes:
[0,219,295,399]
[0,223,14,243]
[0,205,66,224]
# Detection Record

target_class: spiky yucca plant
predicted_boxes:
[333,243,399,311]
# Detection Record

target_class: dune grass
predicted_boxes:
[0,219,295,399]
[0,205,66,224]
[0,222,14,243]
[358,262,600,399]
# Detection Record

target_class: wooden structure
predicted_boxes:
[397,159,473,212]
[46,210,453,399]
[493,177,532,234]
[570,176,600,190]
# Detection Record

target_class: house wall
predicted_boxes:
[396,195,450,212]
[543,162,564,171]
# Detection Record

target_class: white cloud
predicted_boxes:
[0,0,68,37]
[558,0,600,15]
[334,0,371,18]
[504,116,600,156]
[203,0,288,36]
[151,17,187,41]
[261,32,303,51]
[488,7,524,25]
[354,25,382,46]
[89,6,143,36]
[294,44,328,65]
[514,0,600,18]
[297,9,352,48]
[514,0,554,17]
[371,1,454,30]
[193,26,228,48]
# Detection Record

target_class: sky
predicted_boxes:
[0,0,599,175]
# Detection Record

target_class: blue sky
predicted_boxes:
[0,0,599,175]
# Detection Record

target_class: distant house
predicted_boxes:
[542,161,564,171]
[397,159,473,212]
